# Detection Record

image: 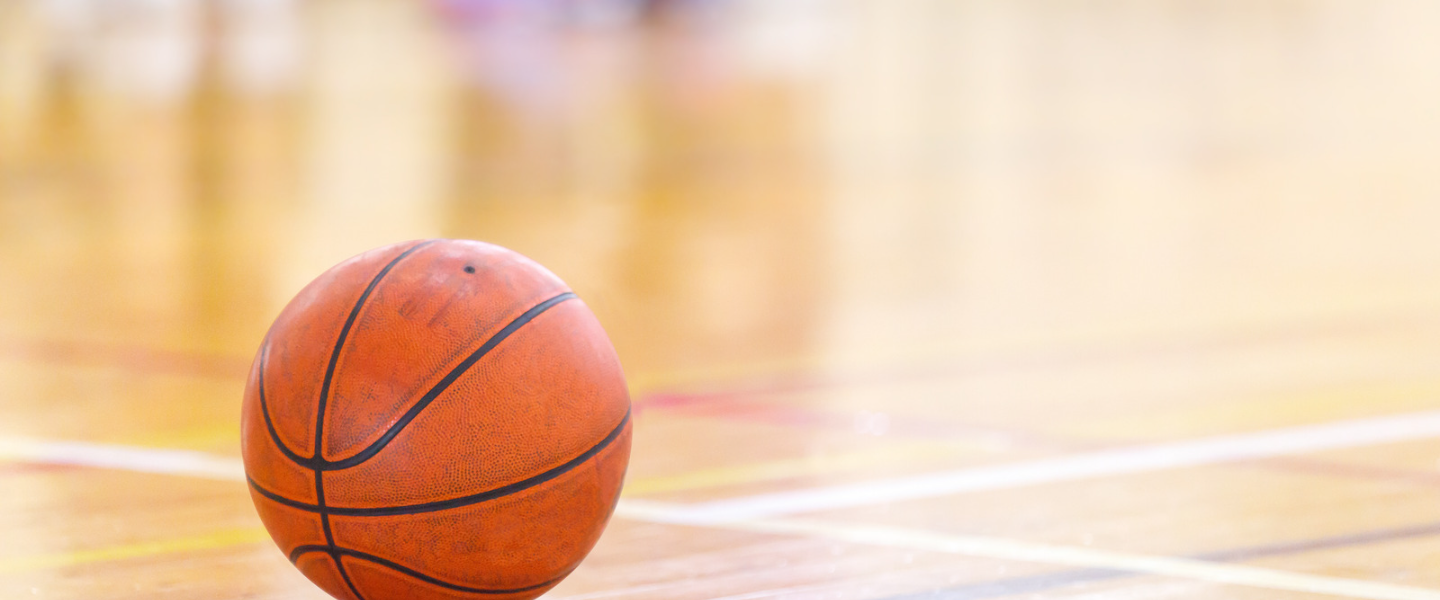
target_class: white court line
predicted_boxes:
[606,514,1440,600]
[624,409,1440,524]
[13,414,1440,599]
[11,410,1440,516]
[0,436,245,481]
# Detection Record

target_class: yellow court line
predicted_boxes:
[11,513,1440,600]
[0,527,271,575]
[609,504,1440,600]
[746,518,1440,600]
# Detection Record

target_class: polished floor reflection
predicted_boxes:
[6,1,1440,599]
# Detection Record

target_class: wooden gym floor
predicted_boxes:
[7,1,1440,598]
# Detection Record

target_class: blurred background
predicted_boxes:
[6,0,1440,413]
[9,1,1440,596]
[8,0,1440,473]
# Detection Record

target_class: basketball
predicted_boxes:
[239,239,632,600]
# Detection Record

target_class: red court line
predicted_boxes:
[663,399,1088,452]
[1249,456,1440,487]
[0,337,251,380]
[0,462,80,476]
[0,301,1418,392]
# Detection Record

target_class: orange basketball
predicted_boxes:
[240,239,632,600]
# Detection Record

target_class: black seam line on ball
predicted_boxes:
[310,241,440,600]
[246,408,630,516]
[317,291,579,472]
[314,239,439,462]
[255,241,438,469]
[334,551,369,600]
[256,342,312,465]
[247,475,319,511]
[317,470,335,545]
[290,546,565,594]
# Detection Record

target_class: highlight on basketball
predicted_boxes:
[5,1,1440,599]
